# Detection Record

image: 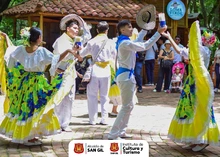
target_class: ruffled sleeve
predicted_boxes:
[41,47,60,76]
[179,47,189,60]
[6,46,60,76]
[4,46,18,68]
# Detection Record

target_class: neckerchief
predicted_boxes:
[116,35,130,51]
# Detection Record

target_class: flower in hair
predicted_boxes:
[202,30,216,47]
[17,27,30,46]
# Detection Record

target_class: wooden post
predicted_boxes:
[171,20,178,39]
[28,16,32,27]
[39,14,43,46]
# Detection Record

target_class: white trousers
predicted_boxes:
[55,83,75,129]
[108,80,136,138]
[87,76,110,124]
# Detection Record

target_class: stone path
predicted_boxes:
[0,85,220,157]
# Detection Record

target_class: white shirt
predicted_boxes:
[80,34,117,78]
[172,43,184,63]
[116,30,161,83]
[53,33,75,70]
[215,49,220,64]
[145,43,158,60]
[53,26,91,71]
[5,45,60,76]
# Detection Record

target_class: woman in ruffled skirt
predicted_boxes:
[0,27,80,145]
[163,21,219,152]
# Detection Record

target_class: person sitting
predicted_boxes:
[171,67,183,91]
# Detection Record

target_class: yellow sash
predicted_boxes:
[95,61,110,68]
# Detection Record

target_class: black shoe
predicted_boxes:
[138,89,143,93]
[99,122,108,125]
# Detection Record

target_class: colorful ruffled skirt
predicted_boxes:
[168,65,219,145]
[168,21,219,146]
[0,62,68,143]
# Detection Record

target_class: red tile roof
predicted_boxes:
[1,0,148,19]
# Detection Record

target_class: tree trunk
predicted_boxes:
[199,0,208,27]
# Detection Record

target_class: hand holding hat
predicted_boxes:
[136,4,156,30]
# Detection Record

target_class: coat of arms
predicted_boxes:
[74,143,84,154]
[110,142,119,152]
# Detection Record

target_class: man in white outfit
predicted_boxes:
[108,20,167,140]
[80,21,117,125]
[53,14,91,131]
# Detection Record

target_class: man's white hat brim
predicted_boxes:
[60,14,84,31]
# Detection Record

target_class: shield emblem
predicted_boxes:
[110,143,119,152]
[136,4,156,30]
[74,143,84,154]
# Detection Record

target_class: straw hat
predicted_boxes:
[136,4,156,30]
[60,14,84,31]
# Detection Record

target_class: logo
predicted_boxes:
[110,143,119,152]
[74,143,84,154]
[167,0,186,20]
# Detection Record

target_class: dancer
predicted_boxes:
[0,31,13,114]
[79,21,116,125]
[53,14,91,131]
[108,19,167,140]
[0,32,12,95]
[164,21,219,151]
[0,27,79,145]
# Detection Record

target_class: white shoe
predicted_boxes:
[192,144,209,152]
[214,88,218,93]
[164,90,167,93]
[153,89,157,92]
[150,84,154,86]
[109,112,118,116]
[108,136,124,140]
[145,83,151,86]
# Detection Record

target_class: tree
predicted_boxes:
[188,0,220,37]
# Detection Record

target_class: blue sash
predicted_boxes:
[115,67,134,79]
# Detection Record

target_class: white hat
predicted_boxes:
[60,14,84,31]
[136,4,156,30]
[164,40,171,45]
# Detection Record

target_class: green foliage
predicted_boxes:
[189,0,220,37]
[0,17,14,39]
[0,0,30,45]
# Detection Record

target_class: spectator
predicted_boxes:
[134,51,145,93]
[172,35,184,64]
[213,43,220,92]
[153,40,174,92]
[145,33,158,86]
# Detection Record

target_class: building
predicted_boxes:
[1,0,189,84]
